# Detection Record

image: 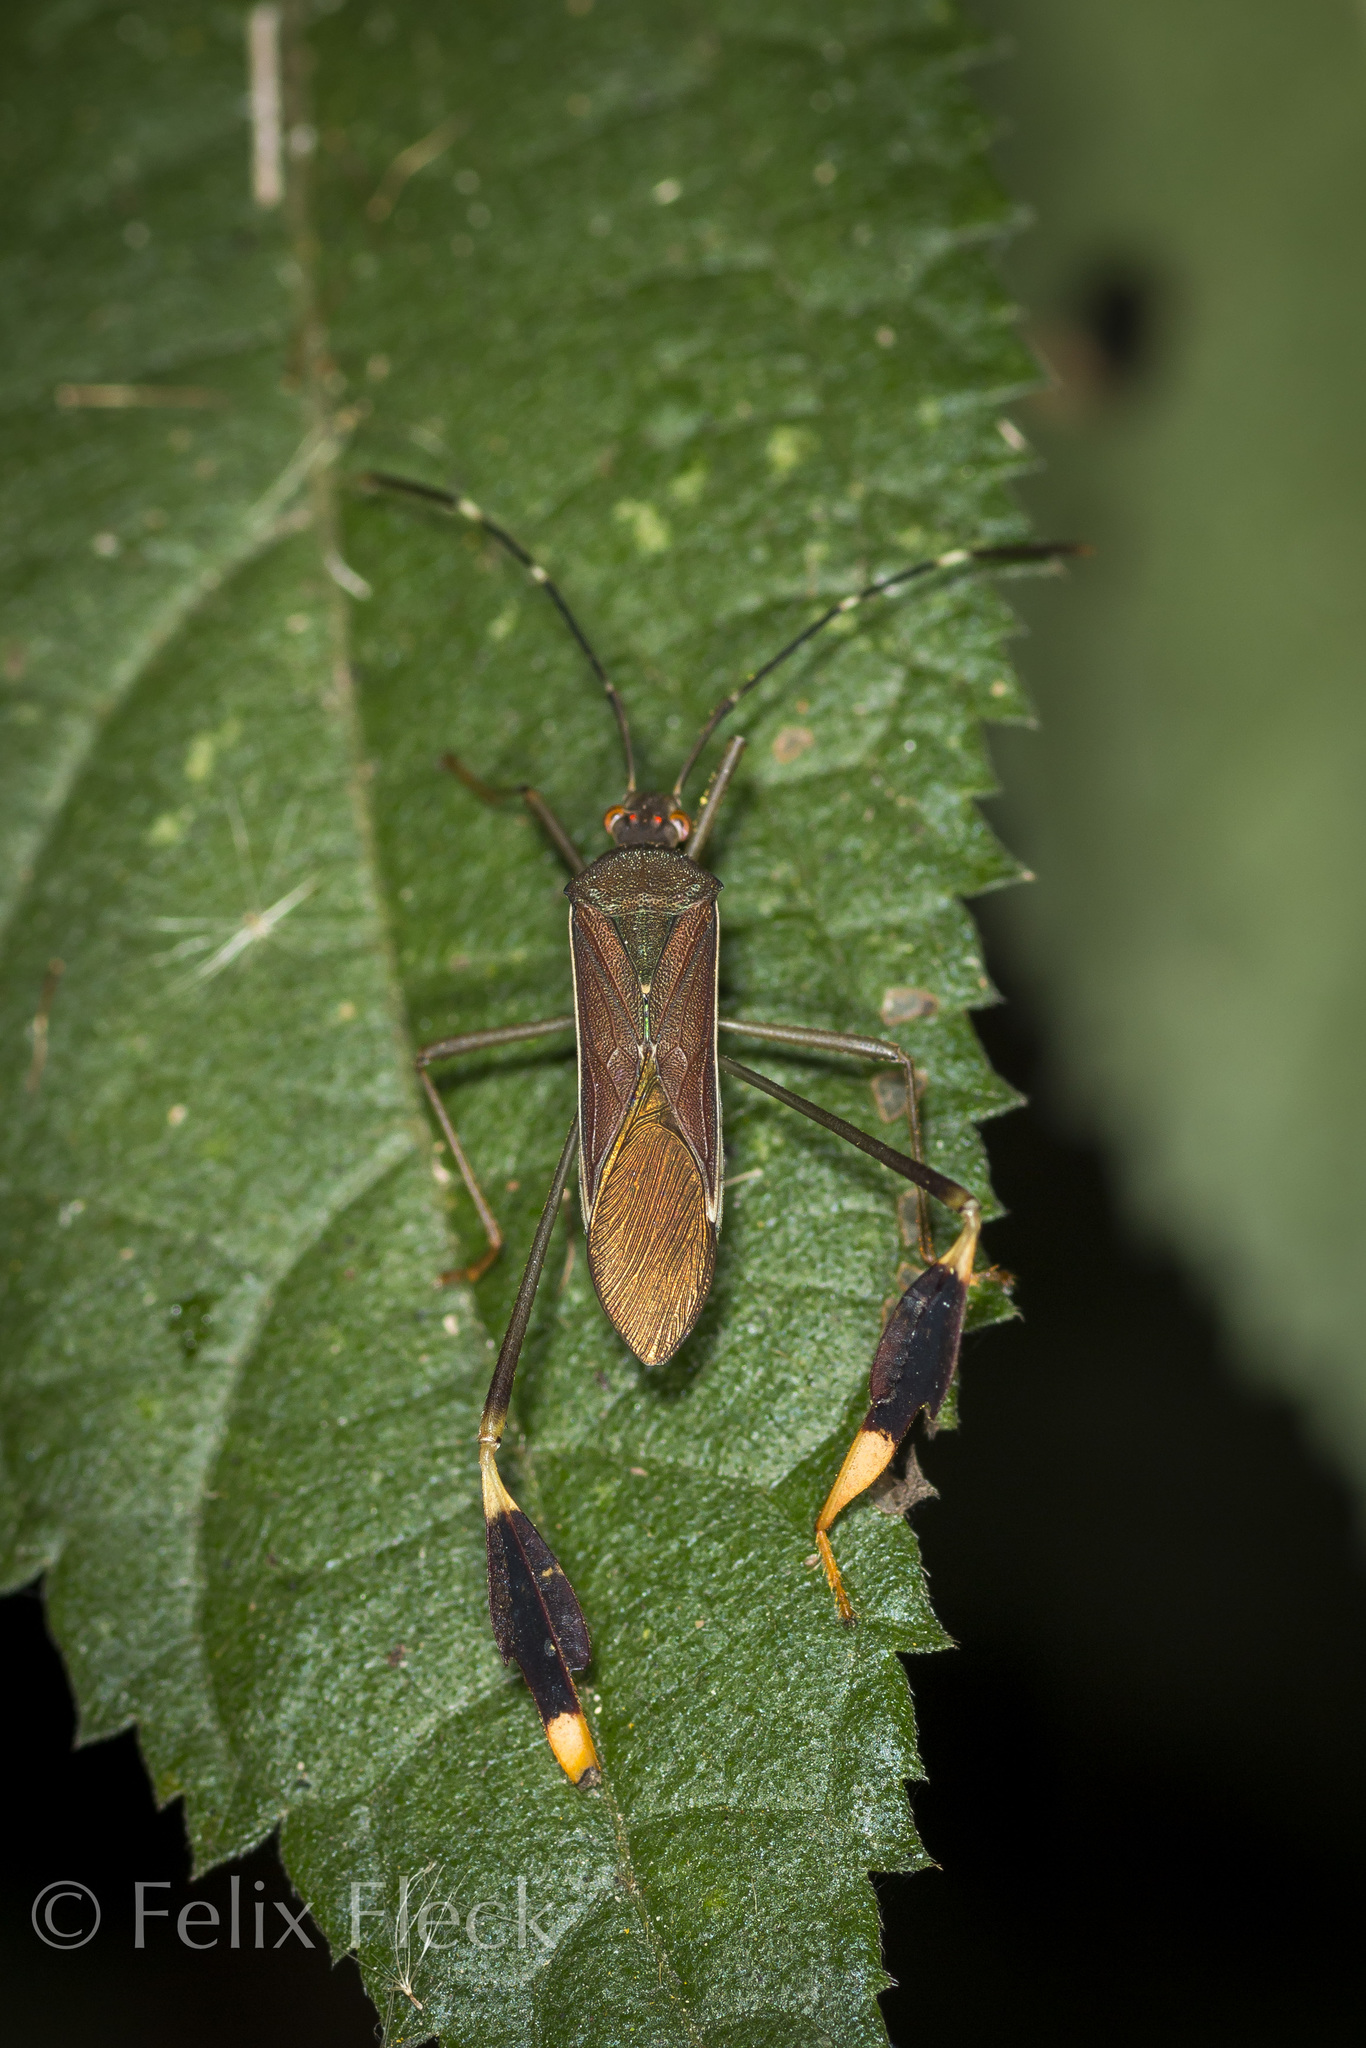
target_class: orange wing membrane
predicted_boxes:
[587,1054,715,1363]
[567,848,722,1364]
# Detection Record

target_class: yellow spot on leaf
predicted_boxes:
[880,986,939,1024]
[771,725,814,765]
[146,808,191,847]
[766,425,814,476]
[184,734,216,783]
[668,464,707,506]
[614,499,670,555]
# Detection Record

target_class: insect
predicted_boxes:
[360,469,1079,1786]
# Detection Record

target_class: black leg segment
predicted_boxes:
[478,1118,601,1785]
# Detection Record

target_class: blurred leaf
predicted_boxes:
[0,2,1045,2039]
[972,0,1366,1498]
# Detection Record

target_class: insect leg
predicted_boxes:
[417,1016,575,1282]
[719,1016,933,1257]
[478,1117,600,1786]
[718,1050,979,1623]
[440,753,585,876]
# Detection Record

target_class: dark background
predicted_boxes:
[6,913,1365,2042]
[881,911,1366,2046]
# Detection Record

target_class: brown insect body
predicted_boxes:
[567,843,722,1366]
[363,468,1081,1783]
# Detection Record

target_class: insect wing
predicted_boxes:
[651,900,722,1217]
[569,902,644,1213]
[568,851,722,1363]
[585,1058,716,1364]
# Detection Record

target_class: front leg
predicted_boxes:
[718,1044,980,1622]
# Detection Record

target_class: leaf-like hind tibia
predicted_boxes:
[867,1260,970,1442]
[486,1505,591,1673]
[485,1500,600,1783]
[489,1499,602,1785]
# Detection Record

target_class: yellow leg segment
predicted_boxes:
[546,1710,600,1784]
[941,1200,981,1283]
[815,1428,897,1622]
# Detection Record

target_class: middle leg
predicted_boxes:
[717,1017,935,1260]
[417,1015,574,1282]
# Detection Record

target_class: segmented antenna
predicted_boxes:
[672,540,1088,798]
[357,471,637,791]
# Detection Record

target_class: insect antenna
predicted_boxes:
[671,538,1089,800]
[357,470,637,791]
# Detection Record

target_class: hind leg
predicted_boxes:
[717,1045,980,1620]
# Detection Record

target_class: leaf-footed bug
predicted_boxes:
[359,468,1082,1784]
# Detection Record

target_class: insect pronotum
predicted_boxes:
[360,469,1081,1785]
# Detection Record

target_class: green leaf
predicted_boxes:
[0,2,1043,2039]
